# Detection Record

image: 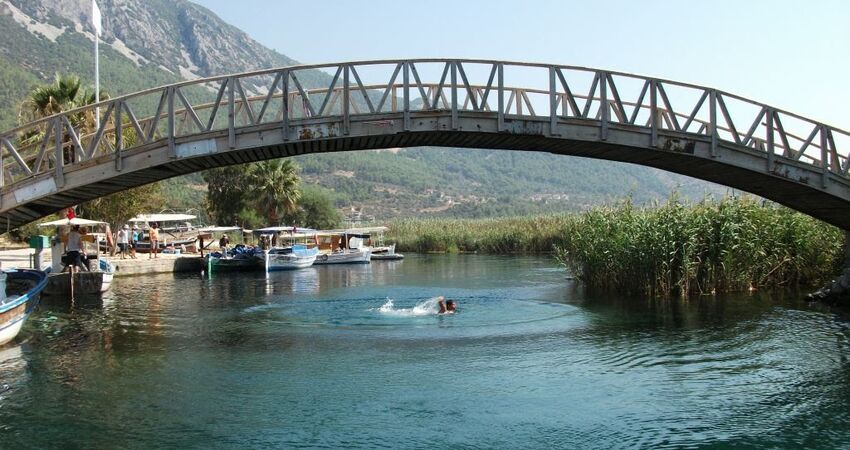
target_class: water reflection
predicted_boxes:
[2,256,849,449]
[0,345,26,392]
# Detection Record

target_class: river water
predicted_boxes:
[1,255,849,448]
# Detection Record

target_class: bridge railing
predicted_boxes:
[1,59,847,190]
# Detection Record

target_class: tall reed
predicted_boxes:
[554,196,844,297]
[386,196,844,297]
[387,215,573,254]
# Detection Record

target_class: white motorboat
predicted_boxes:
[254,227,319,271]
[259,245,318,271]
[362,226,404,260]
[314,230,373,265]
[371,243,404,261]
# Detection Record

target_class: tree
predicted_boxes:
[203,159,302,227]
[250,160,300,225]
[284,187,341,229]
[20,73,104,164]
[20,73,89,122]
[77,183,164,227]
[203,166,253,226]
[14,73,166,234]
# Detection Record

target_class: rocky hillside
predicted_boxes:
[1,0,311,86]
[0,0,722,221]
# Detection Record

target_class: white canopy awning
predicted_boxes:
[129,213,196,223]
[254,226,316,233]
[37,217,108,227]
[316,226,388,235]
[198,226,242,233]
[344,226,388,234]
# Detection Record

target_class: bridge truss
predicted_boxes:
[0,59,848,229]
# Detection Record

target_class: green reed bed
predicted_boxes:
[554,196,844,297]
[387,196,844,297]
[387,215,573,254]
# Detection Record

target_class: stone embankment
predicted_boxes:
[807,268,850,305]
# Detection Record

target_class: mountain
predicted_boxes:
[0,0,723,222]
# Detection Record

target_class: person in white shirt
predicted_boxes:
[64,225,87,273]
[117,224,130,259]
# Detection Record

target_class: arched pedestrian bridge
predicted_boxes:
[1,59,848,230]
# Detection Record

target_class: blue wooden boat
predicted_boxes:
[0,269,49,346]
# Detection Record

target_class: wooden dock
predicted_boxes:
[108,254,204,276]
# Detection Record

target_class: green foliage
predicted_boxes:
[388,196,844,295]
[0,56,41,130]
[387,215,573,254]
[291,147,724,221]
[251,160,300,224]
[77,184,164,227]
[203,160,301,227]
[283,186,342,230]
[553,196,844,297]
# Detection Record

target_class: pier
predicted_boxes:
[0,247,203,276]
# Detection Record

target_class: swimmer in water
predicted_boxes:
[437,296,457,314]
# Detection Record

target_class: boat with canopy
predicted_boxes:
[128,213,200,253]
[253,226,319,271]
[37,217,114,294]
[313,229,373,265]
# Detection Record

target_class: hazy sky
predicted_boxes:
[193,0,849,128]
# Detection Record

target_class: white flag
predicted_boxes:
[92,0,102,36]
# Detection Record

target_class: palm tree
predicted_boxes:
[19,74,105,163]
[250,159,301,225]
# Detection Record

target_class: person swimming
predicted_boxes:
[437,296,457,314]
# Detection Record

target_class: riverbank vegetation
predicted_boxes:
[388,196,844,297]
[388,215,572,254]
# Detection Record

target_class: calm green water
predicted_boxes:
[2,255,850,449]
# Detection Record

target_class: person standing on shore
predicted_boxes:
[130,225,139,259]
[116,224,130,259]
[149,223,160,259]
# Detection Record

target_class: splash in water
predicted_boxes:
[376,297,442,316]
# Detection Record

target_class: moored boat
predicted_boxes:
[371,243,404,261]
[198,226,260,272]
[44,259,114,295]
[129,213,200,253]
[205,246,262,271]
[314,230,372,265]
[37,217,115,295]
[260,244,318,271]
[363,226,405,260]
[0,269,49,346]
[253,227,319,271]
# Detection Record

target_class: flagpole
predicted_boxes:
[92,0,100,125]
[95,32,99,125]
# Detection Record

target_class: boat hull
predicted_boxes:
[371,244,404,260]
[0,269,49,346]
[371,253,404,260]
[262,254,317,271]
[206,255,258,271]
[44,272,112,295]
[314,248,372,265]
[259,247,318,271]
